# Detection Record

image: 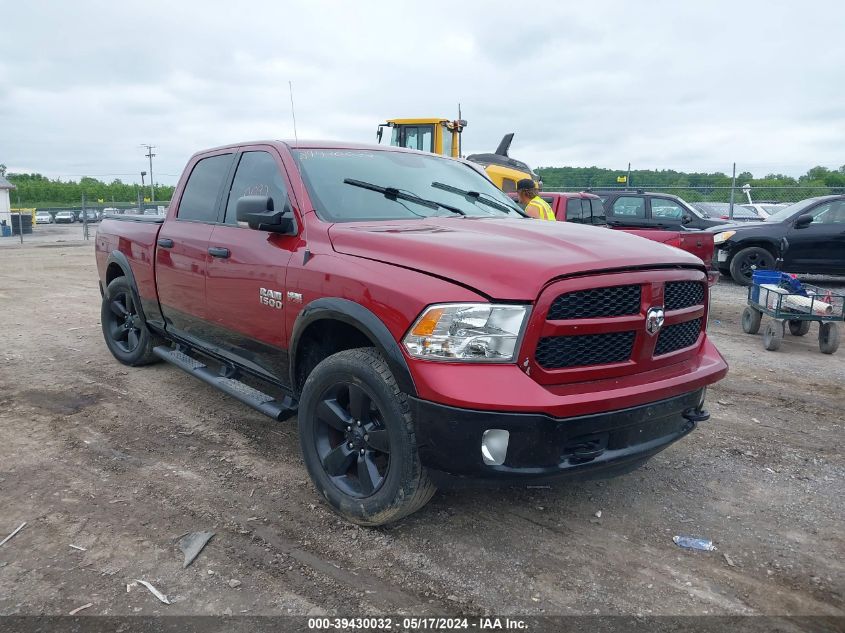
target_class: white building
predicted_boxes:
[0,175,15,228]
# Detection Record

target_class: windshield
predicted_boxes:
[764,198,821,222]
[676,198,704,218]
[292,149,524,222]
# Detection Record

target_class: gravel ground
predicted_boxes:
[0,227,842,618]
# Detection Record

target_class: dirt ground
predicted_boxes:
[0,225,842,618]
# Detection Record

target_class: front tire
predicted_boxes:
[101,276,162,366]
[298,348,436,526]
[741,306,762,334]
[729,247,775,286]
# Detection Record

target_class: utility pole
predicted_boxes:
[82,192,89,240]
[729,162,736,221]
[141,144,156,203]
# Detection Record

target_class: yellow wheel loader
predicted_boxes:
[376,118,539,192]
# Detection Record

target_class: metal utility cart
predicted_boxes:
[741,271,843,354]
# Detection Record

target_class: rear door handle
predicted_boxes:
[208,246,230,258]
[157,238,174,248]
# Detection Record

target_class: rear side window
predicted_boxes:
[177,154,233,222]
[611,196,645,218]
[224,152,290,224]
[590,198,606,224]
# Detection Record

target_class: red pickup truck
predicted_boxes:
[511,191,716,269]
[95,141,727,525]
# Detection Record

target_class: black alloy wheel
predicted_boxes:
[100,276,161,366]
[730,246,775,285]
[314,381,390,498]
[107,289,144,354]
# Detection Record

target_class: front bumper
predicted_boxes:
[412,389,707,480]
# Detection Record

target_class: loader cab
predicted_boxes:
[377,118,465,158]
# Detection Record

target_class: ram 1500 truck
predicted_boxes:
[95,141,728,525]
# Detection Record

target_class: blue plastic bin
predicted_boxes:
[1,225,11,237]
[751,270,783,303]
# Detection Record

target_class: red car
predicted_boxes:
[510,191,715,269]
[95,141,727,525]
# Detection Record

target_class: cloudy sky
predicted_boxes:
[1,1,843,185]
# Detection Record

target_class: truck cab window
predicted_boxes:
[440,125,453,157]
[393,125,434,152]
[177,154,233,222]
[224,151,290,224]
[651,199,685,219]
[566,199,584,222]
[590,198,606,224]
[612,196,645,218]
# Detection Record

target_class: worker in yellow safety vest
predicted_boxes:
[516,179,555,221]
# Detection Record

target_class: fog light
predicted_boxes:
[481,429,509,466]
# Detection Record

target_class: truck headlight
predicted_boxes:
[403,303,528,362]
[713,230,736,245]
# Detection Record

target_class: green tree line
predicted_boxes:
[3,164,845,208]
[537,165,845,203]
[3,170,175,208]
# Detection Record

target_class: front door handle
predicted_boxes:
[157,238,174,248]
[208,246,230,258]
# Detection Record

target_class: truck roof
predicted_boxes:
[194,139,422,154]
[539,191,601,199]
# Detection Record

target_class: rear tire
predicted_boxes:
[763,320,783,351]
[298,347,436,526]
[729,247,775,286]
[819,323,839,354]
[741,306,762,334]
[101,276,162,366]
[787,320,811,337]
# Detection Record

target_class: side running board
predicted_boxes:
[153,346,297,421]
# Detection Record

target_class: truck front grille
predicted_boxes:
[547,285,640,320]
[665,281,705,311]
[527,270,708,383]
[536,331,635,369]
[655,318,703,356]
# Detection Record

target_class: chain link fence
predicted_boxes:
[3,197,171,244]
[542,185,842,205]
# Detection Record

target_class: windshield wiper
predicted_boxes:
[343,179,466,216]
[431,181,525,216]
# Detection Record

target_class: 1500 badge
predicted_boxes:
[260,288,283,309]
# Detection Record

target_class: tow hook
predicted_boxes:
[682,407,710,423]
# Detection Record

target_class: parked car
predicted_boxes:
[592,190,725,230]
[742,203,790,218]
[78,209,99,223]
[95,141,727,525]
[54,211,76,224]
[711,195,845,284]
[509,192,715,269]
[35,211,53,224]
[692,202,761,222]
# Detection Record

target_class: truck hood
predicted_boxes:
[328,217,702,300]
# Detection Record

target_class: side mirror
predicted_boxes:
[794,213,813,229]
[681,214,692,224]
[376,126,384,143]
[236,195,296,234]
